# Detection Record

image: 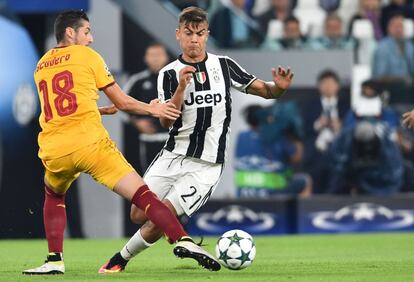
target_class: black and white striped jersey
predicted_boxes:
[157,53,256,164]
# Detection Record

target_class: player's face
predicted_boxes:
[73,20,93,46]
[176,22,209,62]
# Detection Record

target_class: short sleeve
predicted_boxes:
[157,68,178,102]
[225,57,256,93]
[88,48,115,90]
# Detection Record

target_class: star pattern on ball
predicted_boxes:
[217,238,232,264]
[237,249,252,266]
[218,248,232,264]
[226,232,243,246]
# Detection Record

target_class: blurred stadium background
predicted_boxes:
[1,0,414,246]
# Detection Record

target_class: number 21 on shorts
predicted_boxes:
[181,185,202,211]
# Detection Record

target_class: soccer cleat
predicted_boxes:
[98,252,128,274]
[174,237,221,271]
[22,253,64,275]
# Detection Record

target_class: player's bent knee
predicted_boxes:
[130,204,147,224]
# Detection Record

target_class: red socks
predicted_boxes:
[131,185,187,243]
[43,184,186,250]
[44,185,66,253]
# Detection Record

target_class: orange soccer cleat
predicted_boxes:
[98,252,128,274]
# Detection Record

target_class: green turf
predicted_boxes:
[1,233,414,282]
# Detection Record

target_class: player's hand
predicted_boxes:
[178,66,196,89]
[272,66,294,91]
[150,98,160,105]
[99,104,118,115]
[402,110,414,129]
[150,100,181,120]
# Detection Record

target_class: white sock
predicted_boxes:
[120,229,154,260]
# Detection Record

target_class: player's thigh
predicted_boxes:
[74,138,135,190]
[129,152,179,223]
[143,150,180,200]
[167,161,223,217]
[42,156,80,194]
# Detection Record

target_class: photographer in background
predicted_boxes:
[327,79,405,195]
[345,79,414,193]
[235,102,312,198]
[343,79,399,129]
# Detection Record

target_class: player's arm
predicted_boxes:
[160,66,196,128]
[98,104,118,115]
[247,66,294,99]
[102,82,181,120]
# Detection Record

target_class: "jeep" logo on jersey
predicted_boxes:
[184,92,222,108]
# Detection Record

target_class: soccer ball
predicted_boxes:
[215,229,256,270]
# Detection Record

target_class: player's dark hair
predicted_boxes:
[317,69,340,84]
[179,6,208,28]
[54,10,89,43]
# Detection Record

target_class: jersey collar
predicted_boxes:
[178,52,208,66]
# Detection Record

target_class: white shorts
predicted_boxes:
[144,149,223,216]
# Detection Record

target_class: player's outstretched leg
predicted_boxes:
[102,182,220,272]
[174,237,221,271]
[99,229,220,273]
[99,237,220,273]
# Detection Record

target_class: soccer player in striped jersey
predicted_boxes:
[99,6,294,273]
[23,10,220,275]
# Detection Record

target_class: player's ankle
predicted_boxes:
[178,236,194,243]
[46,252,64,264]
[117,252,130,262]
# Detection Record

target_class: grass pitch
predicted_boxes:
[1,233,414,282]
